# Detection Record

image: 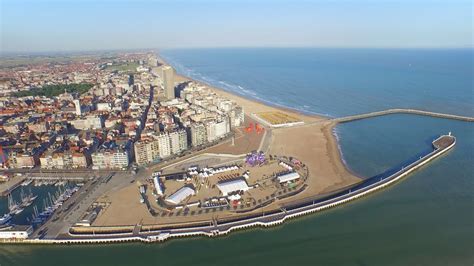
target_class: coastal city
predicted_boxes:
[0,51,315,240]
[0,51,463,244]
[1,0,472,265]
[0,52,243,171]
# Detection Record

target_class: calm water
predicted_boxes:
[0,183,75,225]
[1,49,473,265]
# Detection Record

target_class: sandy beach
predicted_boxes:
[172,70,360,190]
[92,58,361,227]
[174,73,323,124]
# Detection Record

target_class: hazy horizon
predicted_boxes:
[2,47,474,57]
[1,0,472,53]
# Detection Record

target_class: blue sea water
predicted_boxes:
[161,48,473,117]
[1,48,473,265]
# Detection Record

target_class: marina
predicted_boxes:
[30,185,80,228]
[0,180,81,230]
[6,188,38,216]
[1,174,91,197]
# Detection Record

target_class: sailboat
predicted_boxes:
[32,205,44,224]
[8,193,24,215]
[0,213,12,225]
[20,187,38,208]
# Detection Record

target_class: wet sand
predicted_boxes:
[173,73,323,124]
[267,121,360,200]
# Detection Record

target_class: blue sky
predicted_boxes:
[1,0,472,52]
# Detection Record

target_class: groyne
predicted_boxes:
[1,134,456,245]
[333,109,474,123]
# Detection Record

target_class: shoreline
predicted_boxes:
[325,122,365,181]
[158,54,361,183]
[328,124,365,180]
[173,72,325,122]
[158,54,331,120]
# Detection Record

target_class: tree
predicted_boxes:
[13,83,93,98]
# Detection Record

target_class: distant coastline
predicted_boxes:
[159,53,334,119]
[160,48,474,118]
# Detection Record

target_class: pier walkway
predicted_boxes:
[0,176,25,196]
[333,108,474,123]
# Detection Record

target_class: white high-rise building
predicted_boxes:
[206,119,230,142]
[73,99,82,116]
[215,118,230,138]
[134,138,160,165]
[206,121,217,142]
[190,123,207,147]
[162,66,175,100]
[169,130,188,154]
[91,149,129,170]
[157,133,171,158]
[230,106,244,127]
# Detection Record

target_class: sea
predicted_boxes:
[1,48,472,266]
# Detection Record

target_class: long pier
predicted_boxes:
[333,108,474,123]
[27,176,91,181]
[1,134,456,245]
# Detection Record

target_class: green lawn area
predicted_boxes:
[12,83,94,98]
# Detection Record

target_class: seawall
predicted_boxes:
[1,134,456,245]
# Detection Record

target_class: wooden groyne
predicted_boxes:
[333,109,474,123]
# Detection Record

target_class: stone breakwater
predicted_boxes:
[333,109,474,123]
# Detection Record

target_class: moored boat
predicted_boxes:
[0,213,12,225]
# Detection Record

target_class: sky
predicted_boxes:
[0,0,472,52]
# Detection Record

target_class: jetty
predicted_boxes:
[333,108,474,123]
[1,133,456,245]
[0,177,25,196]
[0,175,90,196]
[28,176,91,181]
